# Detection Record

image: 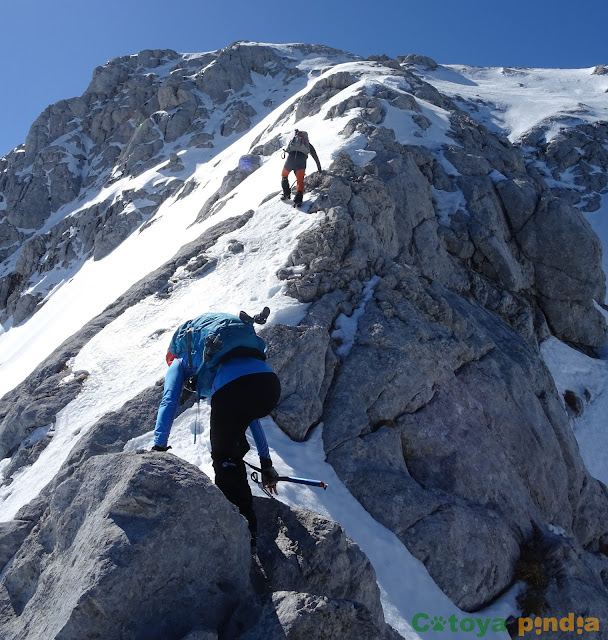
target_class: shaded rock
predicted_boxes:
[221,102,257,137]
[517,195,607,347]
[495,178,539,233]
[264,323,335,441]
[445,147,492,176]
[12,293,42,325]
[243,497,400,639]
[514,531,608,638]
[196,156,262,222]
[250,134,283,156]
[196,42,286,104]
[0,521,35,570]
[412,114,432,130]
[241,591,398,640]
[253,497,385,625]
[325,92,385,124]
[182,628,218,640]
[0,453,252,640]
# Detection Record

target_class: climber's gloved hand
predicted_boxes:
[260,457,279,495]
[152,444,172,452]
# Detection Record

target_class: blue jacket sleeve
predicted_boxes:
[154,359,185,446]
[249,418,270,460]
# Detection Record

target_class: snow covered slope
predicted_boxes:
[417,63,608,143]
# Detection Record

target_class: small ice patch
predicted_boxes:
[332,276,381,357]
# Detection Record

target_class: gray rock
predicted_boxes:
[188,131,215,148]
[514,531,608,638]
[445,147,492,175]
[12,293,42,326]
[0,453,252,640]
[196,155,261,223]
[325,92,385,124]
[412,113,432,130]
[250,134,283,156]
[221,102,257,137]
[1,411,399,640]
[322,288,608,610]
[0,521,35,570]
[517,196,607,347]
[373,86,421,113]
[196,42,286,104]
[295,72,357,121]
[85,60,131,97]
[181,628,218,640]
[592,64,608,75]
[495,178,538,232]
[239,497,399,639]
[264,323,335,441]
[253,497,385,626]
[241,591,398,640]
[397,54,439,70]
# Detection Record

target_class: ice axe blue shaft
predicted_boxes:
[275,475,327,489]
[249,469,327,490]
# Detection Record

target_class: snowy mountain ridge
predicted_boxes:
[0,42,608,639]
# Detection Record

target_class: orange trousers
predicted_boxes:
[282,167,305,192]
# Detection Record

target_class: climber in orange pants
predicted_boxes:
[280,130,322,207]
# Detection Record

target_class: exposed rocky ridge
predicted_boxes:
[1,43,608,636]
[0,42,357,326]
[261,67,608,616]
[0,452,397,639]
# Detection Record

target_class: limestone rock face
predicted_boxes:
[267,64,608,615]
[0,452,252,640]
[0,451,397,639]
[398,54,439,70]
[264,322,335,441]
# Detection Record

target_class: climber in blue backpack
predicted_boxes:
[152,308,281,549]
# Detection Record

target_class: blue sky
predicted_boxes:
[1,0,606,158]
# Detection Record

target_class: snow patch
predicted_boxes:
[332,276,381,357]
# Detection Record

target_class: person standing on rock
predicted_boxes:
[151,310,281,550]
[281,129,322,207]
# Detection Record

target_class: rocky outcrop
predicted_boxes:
[0,451,397,640]
[0,453,252,640]
[295,72,358,121]
[398,54,439,71]
[196,155,262,222]
[268,86,608,616]
[521,121,608,211]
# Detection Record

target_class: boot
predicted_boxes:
[294,190,304,207]
[281,177,291,200]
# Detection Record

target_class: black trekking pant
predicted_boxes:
[210,372,281,536]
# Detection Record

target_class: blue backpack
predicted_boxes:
[168,310,269,397]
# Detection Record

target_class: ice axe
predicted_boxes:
[246,461,328,497]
